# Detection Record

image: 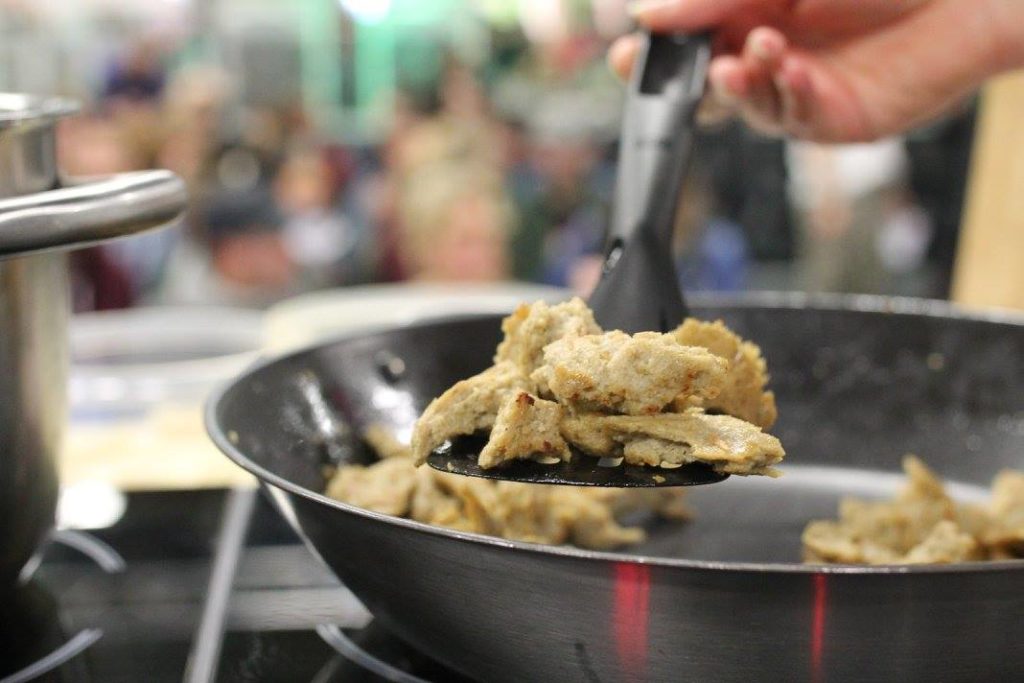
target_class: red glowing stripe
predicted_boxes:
[811,573,828,683]
[613,562,650,681]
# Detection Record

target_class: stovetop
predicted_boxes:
[0,489,473,683]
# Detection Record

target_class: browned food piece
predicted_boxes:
[410,466,497,534]
[326,424,685,550]
[533,331,727,415]
[580,487,693,521]
[976,470,1024,557]
[494,298,601,377]
[391,465,657,548]
[478,393,571,469]
[411,361,528,464]
[902,521,980,564]
[549,489,646,548]
[363,423,412,459]
[802,456,976,565]
[672,318,778,429]
[560,411,785,476]
[325,457,417,517]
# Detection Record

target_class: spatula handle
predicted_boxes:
[588,32,710,333]
[611,32,711,246]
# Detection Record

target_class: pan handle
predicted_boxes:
[0,170,187,259]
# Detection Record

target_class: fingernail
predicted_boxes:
[751,38,772,61]
[627,0,679,18]
[750,30,782,61]
[710,72,739,105]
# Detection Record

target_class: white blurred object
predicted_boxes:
[58,480,127,530]
[787,138,908,209]
[70,307,263,411]
[338,0,392,24]
[282,210,355,268]
[264,282,568,353]
[877,204,933,274]
[517,0,569,44]
[65,307,263,492]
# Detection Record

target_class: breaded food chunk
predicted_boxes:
[412,298,785,477]
[802,456,975,565]
[560,411,785,476]
[325,457,417,517]
[902,521,979,564]
[411,361,528,464]
[494,298,601,377]
[672,318,777,428]
[478,393,571,469]
[976,469,1024,557]
[410,466,489,534]
[533,331,727,415]
[327,424,688,550]
[363,423,411,459]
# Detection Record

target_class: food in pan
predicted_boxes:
[411,298,783,476]
[802,455,1024,564]
[672,319,778,429]
[533,330,727,416]
[326,426,691,550]
[560,412,784,474]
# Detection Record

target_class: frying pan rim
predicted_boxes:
[206,291,1024,577]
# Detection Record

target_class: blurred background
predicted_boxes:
[0,0,979,311]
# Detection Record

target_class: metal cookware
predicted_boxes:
[208,294,1024,682]
[0,94,186,585]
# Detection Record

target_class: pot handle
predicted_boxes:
[0,170,187,259]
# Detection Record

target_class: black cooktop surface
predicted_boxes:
[0,489,472,683]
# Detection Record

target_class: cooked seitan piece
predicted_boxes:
[410,466,489,534]
[363,423,412,459]
[325,457,417,517]
[560,411,785,476]
[533,331,727,415]
[976,469,1024,556]
[494,298,601,378]
[412,298,784,476]
[478,393,571,469]
[801,455,1024,565]
[902,521,980,564]
[411,361,528,464]
[327,424,690,550]
[802,456,958,564]
[672,318,777,429]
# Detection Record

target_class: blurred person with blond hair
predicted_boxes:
[397,163,516,282]
[392,61,505,180]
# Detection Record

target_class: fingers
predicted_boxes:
[774,54,816,137]
[610,24,821,139]
[732,27,787,133]
[611,31,738,127]
[608,34,641,79]
[628,0,755,32]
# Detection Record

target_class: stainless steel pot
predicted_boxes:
[0,93,186,585]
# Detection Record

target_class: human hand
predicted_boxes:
[609,0,1024,142]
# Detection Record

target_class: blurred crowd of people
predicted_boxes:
[59,22,977,313]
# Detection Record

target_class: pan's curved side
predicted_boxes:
[208,302,1024,681]
[270,485,1023,683]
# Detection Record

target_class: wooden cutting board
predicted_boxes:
[952,71,1024,308]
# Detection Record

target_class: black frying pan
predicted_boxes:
[208,293,1024,682]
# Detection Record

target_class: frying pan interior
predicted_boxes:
[212,297,1024,565]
